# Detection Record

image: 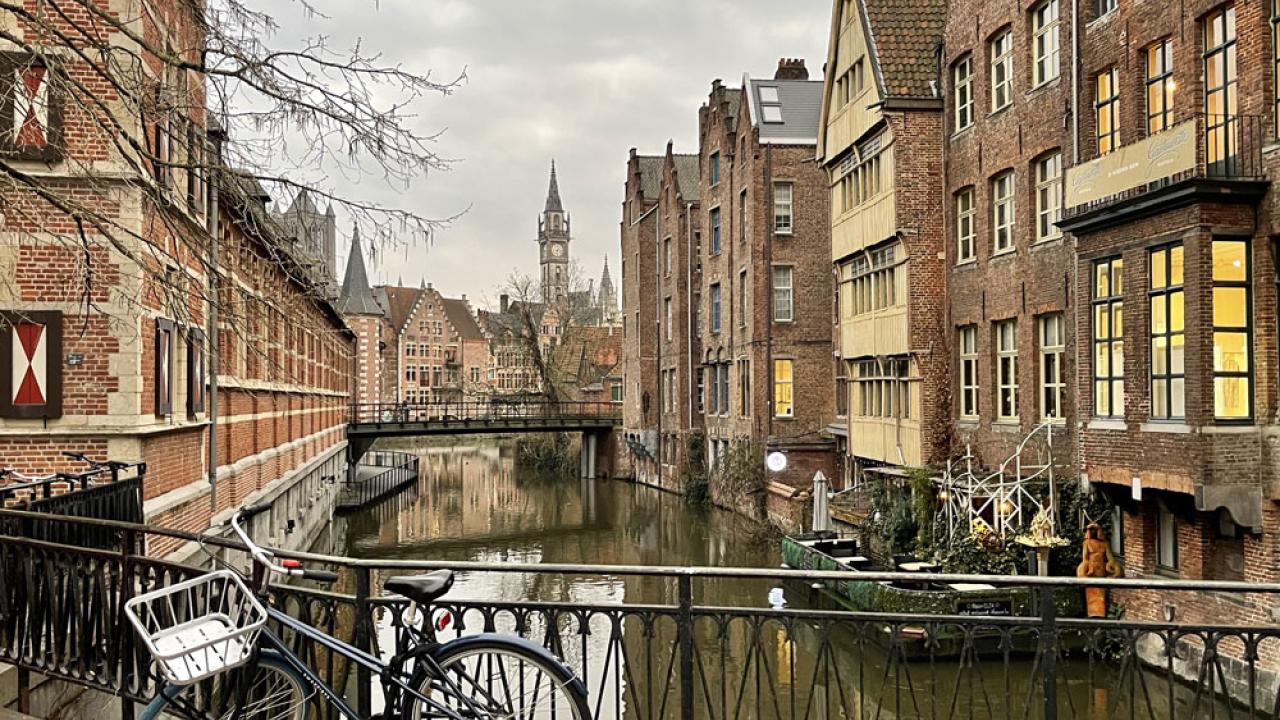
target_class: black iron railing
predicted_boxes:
[336,450,419,511]
[350,399,622,425]
[0,464,144,550]
[1063,112,1269,221]
[1,509,1279,719]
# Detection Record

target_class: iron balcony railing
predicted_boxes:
[350,399,622,425]
[1063,112,1268,221]
[2,509,1280,719]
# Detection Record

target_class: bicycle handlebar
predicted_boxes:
[227,503,336,586]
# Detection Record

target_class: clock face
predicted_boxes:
[551,244,564,258]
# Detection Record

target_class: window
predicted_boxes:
[152,317,174,417]
[1092,257,1124,417]
[739,189,747,244]
[1032,0,1060,86]
[738,270,747,328]
[1149,244,1185,420]
[1212,238,1251,420]
[855,358,911,419]
[1095,69,1120,155]
[664,297,672,341]
[1038,314,1064,421]
[719,363,730,416]
[990,29,1013,112]
[996,319,1018,421]
[0,310,63,419]
[774,182,793,234]
[1204,7,1238,172]
[774,359,794,418]
[852,59,865,95]
[406,343,417,357]
[956,188,976,261]
[187,124,209,219]
[954,55,974,131]
[773,266,794,322]
[1157,501,1179,570]
[1145,41,1174,134]
[709,151,720,185]
[697,367,706,414]
[406,366,417,383]
[835,360,849,417]
[0,55,64,161]
[710,208,722,255]
[760,88,783,123]
[959,326,979,419]
[710,283,722,333]
[992,171,1015,253]
[1035,153,1062,242]
[1096,0,1116,18]
[1109,507,1126,559]
[432,367,442,388]
[849,243,899,315]
[663,238,671,275]
[187,328,206,416]
[739,358,751,416]
[611,384,624,403]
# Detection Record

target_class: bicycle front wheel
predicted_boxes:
[405,638,590,720]
[139,652,313,720]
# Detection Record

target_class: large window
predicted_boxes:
[774,182,793,234]
[850,243,899,315]
[1096,69,1120,155]
[959,326,979,419]
[954,55,974,131]
[992,171,1015,253]
[1157,501,1179,570]
[710,208,722,255]
[664,297,672,341]
[1039,314,1064,421]
[1093,257,1124,417]
[990,29,1013,112]
[1032,0,1060,86]
[856,358,911,420]
[710,283,722,334]
[1204,7,1238,172]
[774,359,794,418]
[996,319,1018,421]
[1149,244,1185,420]
[773,266,794,322]
[663,238,671,275]
[739,358,751,416]
[709,151,721,185]
[957,188,976,261]
[719,363,730,416]
[1035,152,1061,242]
[1145,41,1174,134]
[1212,238,1251,420]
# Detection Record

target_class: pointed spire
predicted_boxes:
[600,257,612,286]
[544,160,564,214]
[338,225,381,316]
[420,277,427,290]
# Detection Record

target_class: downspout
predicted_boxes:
[1071,0,1080,164]
[686,201,694,432]
[206,136,222,514]
[655,195,663,488]
[765,144,775,441]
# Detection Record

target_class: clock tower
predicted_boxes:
[538,160,570,304]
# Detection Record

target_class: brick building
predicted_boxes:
[619,150,663,480]
[697,64,836,495]
[0,0,353,543]
[819,0,949,481]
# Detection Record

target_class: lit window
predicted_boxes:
[1145,41,1174,134]
[774,182,793,234]
[774,359,794,418]
[1149,245,1185,420]
[1032,0,1060,86]
[1039,314,1064,422]
[996,319,1018,421]
[1035,152,1062,242]
[959,326,979,419]
[1092,257,1124,417]
[773,266,794,322]
[954,55,974,131]
[1204,7,1238,173]
[990,30,1013,112]
[956,188,975,261]
[992,171,1015,253]
[1212,238,1251,420]
[1096,68,1120,155]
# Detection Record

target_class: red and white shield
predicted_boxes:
[13,65,49,147]
[11,320,47,406]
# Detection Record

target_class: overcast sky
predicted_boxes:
[264,0,830,310]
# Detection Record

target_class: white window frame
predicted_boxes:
[957,188,976,262]
[996,319,1018,421]
[772,266,794,323]
[959,326,979,419]
[1038,314,1065,422]
[1035,152,1062,243]
[954,55,974,131]
[774,181,794,234]
[991,29,1013,112]
[1032,0,1060,87]
[992,171,1015,254]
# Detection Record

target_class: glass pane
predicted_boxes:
[1095,263,1110,297]
[1212,240,1248,281]
[1095,380,1110,415]
[1112,304,1123,336]
[1113,261,1123,293]
[1152,379,1168,418]
[1112,341,1125,376]
[1213,287,1248,327]
[1215,376,1250,419]
[1171,378,1186,418]
[1095,305,1110,337]
[1171,333,1185,374]
[1151,295,1166,333]
[1152,337,1168,375]
[1151,249,1167,289]
[1095,343,1110,376]
[1214,331,1250,372]
[1170,292,1184,332]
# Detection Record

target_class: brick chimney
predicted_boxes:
[500,293,510,313]
[775,58,809,81]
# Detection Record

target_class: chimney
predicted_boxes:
[500,294,509,313]
[775,58,809,81]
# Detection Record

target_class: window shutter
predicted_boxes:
[0,310,63,419]
[187,327,205,415]
[0,52,64,161]
[156,318,175,417]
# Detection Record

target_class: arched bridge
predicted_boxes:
[347,399,621,464]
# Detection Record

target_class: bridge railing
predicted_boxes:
[349,399,621,425]
[0,509,1277,719]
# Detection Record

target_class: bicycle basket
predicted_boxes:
[124,569,268,685]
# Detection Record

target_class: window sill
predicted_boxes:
[950,125,975,141]
[990,248,1017,260]
[987,104,1012,120]
[1202,424,1260,434]
[1087,8,1117,27]
[775,230,793,237]
[773,319,794,325]
[956,418,979,428]
[1026,77,1061,98]
[1139,421,1191,434]
[954,257,977,268]
[992,421,1021,432]
[1031,235,1064,250]
[1087,418,1127,431]
[1154,566,1180,579]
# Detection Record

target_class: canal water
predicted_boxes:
[328,439,1249,720]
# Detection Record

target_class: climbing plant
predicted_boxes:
[682,433,710,507]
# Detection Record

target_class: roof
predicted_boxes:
[337,227,382,315]
[637,155,664,199]
[671,154,700,201]
[442,298,484,341]
[859,0,945,100]
[375,286,423,333]
[745,78,823,144]
[545,160,564,213]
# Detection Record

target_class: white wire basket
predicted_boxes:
[124,569,268,686]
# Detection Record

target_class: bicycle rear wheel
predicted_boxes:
[405,638,589,720]
[139,652,313,720]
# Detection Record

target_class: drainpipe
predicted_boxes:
[1071,0,1080,164]
[655,195,663,488]
[686,201,694,432]
[207,138,222,514]
[765,145,774,441]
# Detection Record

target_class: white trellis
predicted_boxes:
[937,422,1059,540]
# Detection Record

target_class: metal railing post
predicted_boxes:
[120,527,138,720]
[354,567,373,718]
[677,573,694,719]
[1040,586,1058,720]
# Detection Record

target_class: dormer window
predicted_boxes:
[760,86,783,123]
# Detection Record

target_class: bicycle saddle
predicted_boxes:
[384,570,454,605]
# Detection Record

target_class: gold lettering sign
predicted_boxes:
[1065,121,1196,207]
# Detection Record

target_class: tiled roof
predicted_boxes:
[746,78,822,144]
[637,155,664,199]
[376,286,423,333]
[860,0,944,100]
[671,154,700,201]
[442,298,485,341]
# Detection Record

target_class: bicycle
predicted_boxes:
[126,501,591,719]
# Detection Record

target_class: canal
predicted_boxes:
[326,438,1249,720]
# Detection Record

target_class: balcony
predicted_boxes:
[1060,113,1269,235]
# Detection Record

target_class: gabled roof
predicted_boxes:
[858,0,945,100]
[338,227,382,316]
[375,286,423,333]
[442,298,484,341]
[637,155,664,199]
[664,152,700,202]
[745,77,823,145]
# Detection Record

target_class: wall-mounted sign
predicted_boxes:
[66,352,84,366]
[1065,121,1196,207]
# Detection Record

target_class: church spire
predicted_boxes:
[338,225,381,316]
[544,160,564,214]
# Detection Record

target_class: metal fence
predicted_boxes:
[0,468,144,550]
[336,450,419,511]
[1,510,1279,719]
